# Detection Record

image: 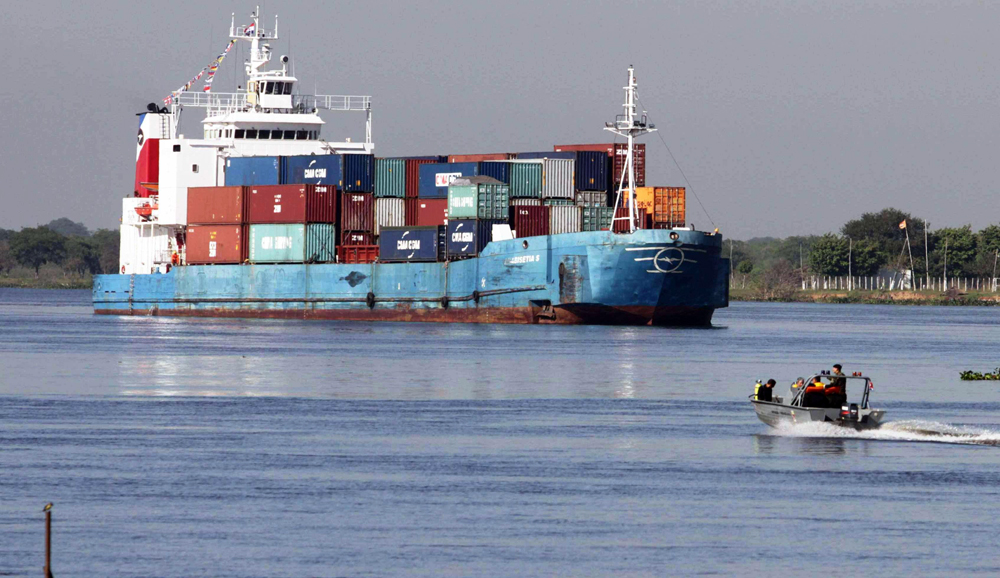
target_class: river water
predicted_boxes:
[2,289,999,576]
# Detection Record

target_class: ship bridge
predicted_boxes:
[165,8,372,153]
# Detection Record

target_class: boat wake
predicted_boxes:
[770,420,1000,446]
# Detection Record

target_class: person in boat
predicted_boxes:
[803,376,828,408]
[754,379,776,402]
[791,377,806,390]
[826,364,847,407]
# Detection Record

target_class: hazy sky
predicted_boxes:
[2,0,996,239]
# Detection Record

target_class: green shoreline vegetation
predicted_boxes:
[2,208,998,304]
[0,219,119,289]
[728,208,999,306]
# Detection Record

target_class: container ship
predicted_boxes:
[92,9,729,325]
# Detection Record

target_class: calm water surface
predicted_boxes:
[2,288,999,576]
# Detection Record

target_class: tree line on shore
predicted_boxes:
[2,208,998,289]
[0,219,119,279]
[730,208,1000,294]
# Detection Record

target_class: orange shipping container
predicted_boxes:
[627,187,656,213]
[653,187,685,228]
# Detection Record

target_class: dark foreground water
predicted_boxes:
[2,289,1000,576]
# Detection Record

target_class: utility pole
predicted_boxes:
[43,503,53,578]
[799,242,805,290]
[729,240,733,285]
[944,238,948,291]
[847,236,852,291]
[924,220,930,289]
[993,249,998,292]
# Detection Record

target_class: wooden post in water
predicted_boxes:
[43,503,53,578]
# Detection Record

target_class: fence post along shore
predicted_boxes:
[805,274,998,293]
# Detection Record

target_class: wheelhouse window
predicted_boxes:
[258,130,270,139]
[283,130,295,140]
[264,82,273,95]
[245,129,257,139]
[235,129,245,139]
[283,83,293,95]
[295,130,307,140]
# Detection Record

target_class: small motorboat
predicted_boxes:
[750,373,885,430]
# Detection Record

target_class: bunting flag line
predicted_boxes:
[203,41,236,93]
[163,39,237,105]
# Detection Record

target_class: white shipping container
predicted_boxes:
[374,197,405,236]
[574,191,607,207]
[549,205,582,235]
[541,159,575,199]
[511,198,542,206]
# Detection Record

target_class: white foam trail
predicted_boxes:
[770,420,1000,446]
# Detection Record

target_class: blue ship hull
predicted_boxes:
[93,230,729,325]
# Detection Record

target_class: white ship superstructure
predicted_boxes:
[123,7,372,274]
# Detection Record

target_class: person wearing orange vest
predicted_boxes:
[803,376,827,408]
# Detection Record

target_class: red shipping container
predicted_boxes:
[247,184,336,224]
[512,206,550,238]
[405,159,440,198]
[307,185,337,223]
[553,143,645,187]
[340,192,375,232]
[447,153,515,163]
[337,245,379,264]
[185,224,245,264]
[341,231,375,246]
[415,199,448,227]
[187,186,248,225]
[404,197,420,226]
[613,207,648,233]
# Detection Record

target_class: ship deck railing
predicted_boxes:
[171,92,372,116]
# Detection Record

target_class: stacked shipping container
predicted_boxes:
[196,147,680,267]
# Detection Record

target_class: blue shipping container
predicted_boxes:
[418,162,479,198]
[575,151,609,192]
[225,157,280,186]
[446,219,503,259]
[343,154,375,192]
[478,161,510,184]
[515,151,576,160]
[379,226,443,262]
[282,155,343,186]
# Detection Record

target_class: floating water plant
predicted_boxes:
[960,368,1000,380]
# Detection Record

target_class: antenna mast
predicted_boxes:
[605,66,656,233]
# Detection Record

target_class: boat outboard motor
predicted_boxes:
[840,404,861,422]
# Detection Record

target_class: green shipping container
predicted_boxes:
[581,207,614,232]
[509,161,542,198]
[248,223,337,263]
[448,183,510,220]
[374,158,406,198]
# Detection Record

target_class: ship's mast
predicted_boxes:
[231,7,279,84]
[605,66,656,233]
